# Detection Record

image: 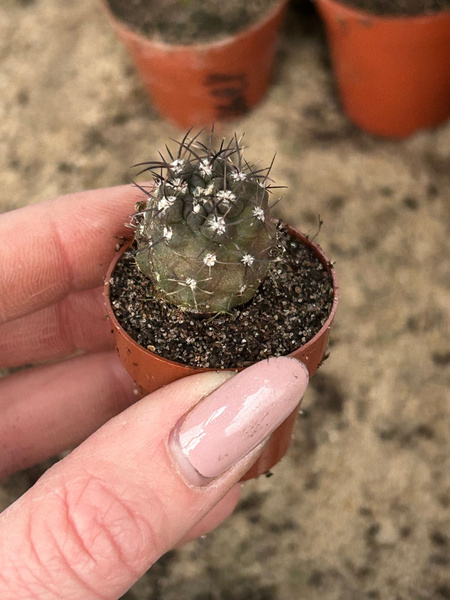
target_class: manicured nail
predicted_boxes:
[171,356,309,483]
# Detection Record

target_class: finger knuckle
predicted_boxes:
[23,472,166,597]
[58,472,162,575]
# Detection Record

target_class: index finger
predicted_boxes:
[0,184,147,325]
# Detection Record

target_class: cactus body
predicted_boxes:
[133,133,278,313]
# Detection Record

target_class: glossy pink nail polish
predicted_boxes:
[172,356,309,481]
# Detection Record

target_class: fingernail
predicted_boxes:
[170,356,309,483]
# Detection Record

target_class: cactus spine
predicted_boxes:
[133,131,278,314]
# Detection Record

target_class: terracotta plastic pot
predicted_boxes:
[104,225,338,479]
[102,0,288,129]
[316,0,450,138]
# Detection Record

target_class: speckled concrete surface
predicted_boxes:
[1,1,449,599]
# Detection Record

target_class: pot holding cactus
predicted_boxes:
[315,0,450,138]
[102,0,289,129]
[104,132,338,480]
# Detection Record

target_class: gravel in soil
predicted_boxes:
[335,0,450,15]
[109,226,335,369]
[106,0,281,44]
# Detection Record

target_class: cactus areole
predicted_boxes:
[132,132,279,314]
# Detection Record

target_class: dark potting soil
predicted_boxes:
[335,0,450,15]
[105,0,280,44]
[108,226,335,370]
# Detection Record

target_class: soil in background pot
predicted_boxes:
[334,0,450,15]
[106,0,281,44]
[109,226,335,370]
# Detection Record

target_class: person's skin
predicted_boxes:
[0,186,309,600]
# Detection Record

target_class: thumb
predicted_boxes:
[0,356,308,600]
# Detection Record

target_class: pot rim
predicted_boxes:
[104,223,339,373]
[102,0,288,52]
[315,0,450,23]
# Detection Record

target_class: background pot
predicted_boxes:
[104,225,339,479]
[102,0,288,129]
[316,0,450,138]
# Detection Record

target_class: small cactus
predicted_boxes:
[132,131,278,314]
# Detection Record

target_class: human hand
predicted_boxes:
[0,187,309,599]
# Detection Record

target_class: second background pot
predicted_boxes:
[316,0,450,138]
